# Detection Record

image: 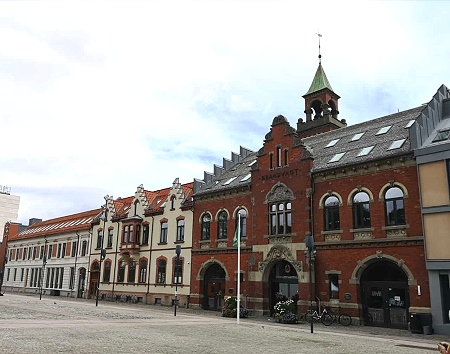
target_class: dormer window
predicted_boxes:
[326,139,339,147]
[376,125,392,135]
[432,129,450,143]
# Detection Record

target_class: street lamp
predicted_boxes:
[95,201,108,307]
[305,235,316,334]
[174,245,181,316]
[39,238,48,300]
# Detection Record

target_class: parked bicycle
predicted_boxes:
[327,306,352,326]
[305,299,333,326]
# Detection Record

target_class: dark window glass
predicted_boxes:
[142,225,149,244]
[235,209,247,238]
[103,262,111,282]
[118,262,125,282]
[97,230,103,249]
[324,195,340,231]
[353,192,371,228]
[385,187,405,225]
[269,202,292,235]
[128,261,136,283]
[217,211,228,239]
[201,214,211,240]
[177,220,185,242]
[157,259,166,284]
[160,222,168,243]
[107,229,113,248]
[139,260,147,283]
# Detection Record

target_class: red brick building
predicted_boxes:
[189,63,432,329]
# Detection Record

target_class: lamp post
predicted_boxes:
[95,200,108,307]
[39,238,48,300]
[174,245,181,316]
[305,235,316,334]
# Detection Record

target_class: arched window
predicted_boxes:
[139,260,147,283]
[176,219,185,242]
[157,259,166,284]
[217,211,228,239]
[235,209,247,238]
[324,195,340,231]
[171,195,176,210]
[353,191,371,228]
[103,261,111,282]
[269,202,292,235]
[385,187,405,225]
[128,260,136,283]
[117,262,125,282]
[201,214,211,240]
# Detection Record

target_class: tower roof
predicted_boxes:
[304,63,334,96]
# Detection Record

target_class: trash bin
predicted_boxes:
[410,313,422,334]
[419,313,433,335]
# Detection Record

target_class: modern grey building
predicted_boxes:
[411,84,450,335]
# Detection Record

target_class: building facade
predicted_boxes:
[189,63,433,329]
[2,210,99,298]
[0,186,20,241]
[412,84,450,335]
[91,178,194,307]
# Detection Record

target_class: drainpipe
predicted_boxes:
[146,215,155,304]
[86,227,92,299]
[111,218,120,299]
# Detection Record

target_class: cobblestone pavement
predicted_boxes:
[0,293,447,354]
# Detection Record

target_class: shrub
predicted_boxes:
[222,296,249,318]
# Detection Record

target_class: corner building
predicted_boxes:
[190,63,433,329]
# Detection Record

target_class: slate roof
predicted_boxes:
[303,106,424,172]
[12,208,102,240]
[195,105,425,195]
[195,152,258,196]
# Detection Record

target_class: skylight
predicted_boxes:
[376,125,392,135]
[351,133,365,141]
[328,152,345,163]
[223,177,237,185]
[357,146,374,156]
[405,120,415,128]
[240,173,251,182]
[388,139,407,150]
[432,129,450,143]
[326,139,340,148]
[248,160,257,166]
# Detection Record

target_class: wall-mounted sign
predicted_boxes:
[260,169,299,181]
[344,293,351,300]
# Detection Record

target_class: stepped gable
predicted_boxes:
[193,146,256,195]
[302,106,424,172]
[12,208,102,240]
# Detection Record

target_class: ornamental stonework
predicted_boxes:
[386,229,407,238]
[268,236,292,244]
[258,245,302,274]
[200,242,210,249]
[353,232,374,240]
[324,234,341,242]
[217,241,227,248]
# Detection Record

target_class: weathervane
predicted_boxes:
[317,31,322,64]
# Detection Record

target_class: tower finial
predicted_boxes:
[317,31,322,64]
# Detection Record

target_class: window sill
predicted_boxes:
[158,242,167,245]
[199,240,210,243]
[321,230,343,235]
[350,227,374,233]
[174,240,185,244]
[264,233,295,238]
[382,224,409,231]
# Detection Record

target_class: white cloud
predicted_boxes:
[0,0,449,229]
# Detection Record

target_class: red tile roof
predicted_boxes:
[11,208,103,241]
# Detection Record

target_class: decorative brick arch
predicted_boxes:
[258,245,302,282]
[231,206,249,220]
[264,182,295,204]
[198,211,212,224]
[196,259,230,281]
[347,186,375,205]
[319,191,344,209]
[378,181,409,202]
[349,251,417,286]
[214,208,230,221]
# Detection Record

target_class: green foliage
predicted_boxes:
[222,296,249,318]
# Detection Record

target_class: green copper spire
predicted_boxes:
[304,63,334,95]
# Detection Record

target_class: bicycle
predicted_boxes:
[305,300,333,326]
[327,306,352,326]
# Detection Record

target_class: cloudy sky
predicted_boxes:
[1,0,449,230]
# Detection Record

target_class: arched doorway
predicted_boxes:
[77,268,86,298]
[360,261,409,329]
[268,260,299,315]
[203,263,226,311]
[89,262,100,298]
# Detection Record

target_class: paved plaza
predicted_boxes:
[0,293,446,354]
